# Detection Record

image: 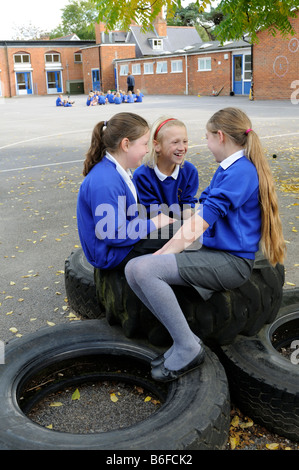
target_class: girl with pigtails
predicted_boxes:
[125,107,285,383]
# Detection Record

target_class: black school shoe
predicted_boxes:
[151,348,205,382]
[150,353,165,368]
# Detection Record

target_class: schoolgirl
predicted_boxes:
[77,112,173,273]
[125,107,285,382]
[133,116,199,220]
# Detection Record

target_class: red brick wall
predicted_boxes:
[82,46,100,93]
[100,44,135,92]
[253,13,299,100]
[116,52,232,96]
[0,45,85,97]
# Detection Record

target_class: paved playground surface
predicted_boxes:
[0,94,298,342]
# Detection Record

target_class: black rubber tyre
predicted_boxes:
[0,319,230,450]
[95,250,285,346]
[64,249,103,319]
[219,304,299,442]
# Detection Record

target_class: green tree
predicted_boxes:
[166,4,223,40]
[90,0,298,42]
[50,0,98,39]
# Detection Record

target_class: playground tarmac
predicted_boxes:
[0,94,298,450]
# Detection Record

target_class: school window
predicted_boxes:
[156,61,167,74]
[171,60,183,73]
[132,63,141,75]
[244,55,252,80]
[144,63,154,74]
[198,57,211,71]
[120,64,129,76]
[150,38,163,50]
[74,53,82,63]
[14,54,30,64]
[45,53,61,63]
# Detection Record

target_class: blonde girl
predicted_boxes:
[125,107,285,383]
[133,116,199,220]
[77,112,173,272]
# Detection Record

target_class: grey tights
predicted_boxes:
[124,254,201,370]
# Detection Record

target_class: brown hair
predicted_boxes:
[83,112,149,176]
[207,107,285,266]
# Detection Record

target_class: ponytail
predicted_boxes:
[207,107,286,266]
[83,121,106,176]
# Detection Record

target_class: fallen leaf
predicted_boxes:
[9,327,18,333]
[144,396,152,402]
[72,388,80,400]
[110,393,118,402]
[266,443,280,450]
[49,402,63,407]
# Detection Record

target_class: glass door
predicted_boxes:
[233,55,243,95]
[16,72,32,95]
[92,69,100,91]
[47,71,62,94]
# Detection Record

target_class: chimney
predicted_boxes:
[94,22,107,44]
[153,9,167,37]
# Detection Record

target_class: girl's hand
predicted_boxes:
[153,213,209,255]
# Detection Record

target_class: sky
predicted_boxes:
[0,0,70,40]
[0,0,219,40]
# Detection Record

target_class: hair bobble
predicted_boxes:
[245,128,253,135]
[104,120,108,127]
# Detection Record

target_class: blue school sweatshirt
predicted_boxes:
[77,156,155,269]
[133,160,198,218]
[199,154,261,259]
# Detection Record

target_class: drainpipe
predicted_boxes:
[4,42,12,97]
[185,54,188,95]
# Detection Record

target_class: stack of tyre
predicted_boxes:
[0,248,297,450]
[64,248,299,446]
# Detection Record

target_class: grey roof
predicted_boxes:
[187,38,251,54]
[130,25,202,57]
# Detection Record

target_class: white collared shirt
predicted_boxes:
[105,152,138,203]
[154,164,180,181]
[220,150,245,170]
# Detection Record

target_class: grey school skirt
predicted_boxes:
[175,245,254,301]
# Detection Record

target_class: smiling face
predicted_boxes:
[154,125,188,172]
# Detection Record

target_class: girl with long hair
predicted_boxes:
[77,112,173,271]
[125,107,285,382]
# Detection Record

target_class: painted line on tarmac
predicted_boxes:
[0,129,90,151]
[0,131,298,175]
[0,159,84,174]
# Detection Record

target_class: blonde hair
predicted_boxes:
[144,116,187,168]
[207,107,285,266]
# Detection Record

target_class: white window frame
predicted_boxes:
[156,61,167,74]
[198,57,211,71]
[120,64,129,76]
[171,60,183,73]
[132,63,141,75]
[14,54,30,64]
[244,54,252,82]
[74,53,82,63]
[152,39,163,50]
[45,53,61,63]
[144,62,154,74]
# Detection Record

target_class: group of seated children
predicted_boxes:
[56,95,75,107]
[86,89,144,106]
